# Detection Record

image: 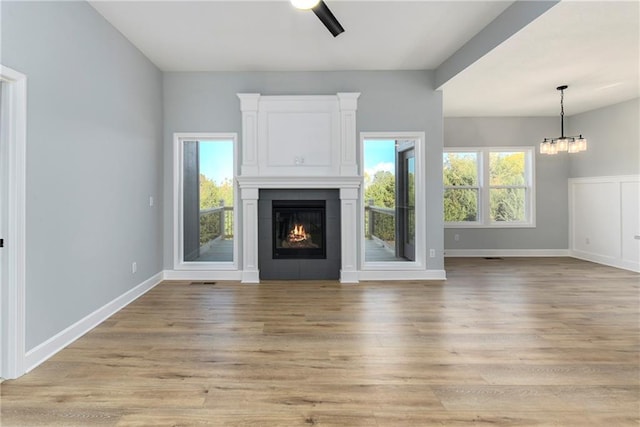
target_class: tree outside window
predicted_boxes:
[443,152,479,222]
[443,148,534,227]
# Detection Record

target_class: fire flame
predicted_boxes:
[288,224,307,243]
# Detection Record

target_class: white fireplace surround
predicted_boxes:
[237,93,361,283]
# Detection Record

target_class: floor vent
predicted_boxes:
[483,257,504,260]
[189,281,217,285]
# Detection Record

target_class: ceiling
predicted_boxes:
[90,0,639,117]
[441,0,640,117]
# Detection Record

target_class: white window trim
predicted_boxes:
[360,132,426,270]
[173,133,239,270]
[444,146,536,229]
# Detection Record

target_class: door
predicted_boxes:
[396,142,415,261]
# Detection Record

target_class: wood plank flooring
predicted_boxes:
[1,257,639,426]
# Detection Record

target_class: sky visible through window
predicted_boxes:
[364,139,396,186]
[199,140,233,183]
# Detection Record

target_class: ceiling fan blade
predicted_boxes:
[312,1,345,37]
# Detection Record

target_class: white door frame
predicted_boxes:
[0,65,27,379]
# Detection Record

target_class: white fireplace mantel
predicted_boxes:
[237,93,361,283]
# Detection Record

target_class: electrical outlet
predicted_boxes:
[132,262,137,274]
[454,234,460,241]
[429,249,436,258]
[585,237,590,245]
[149,196,154,207]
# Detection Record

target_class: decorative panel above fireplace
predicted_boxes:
[237,93,360,178]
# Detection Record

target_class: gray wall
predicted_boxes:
[163,71,445,270]
[2,2,164,350]
[568,98,640,178]
[444,117,569,250]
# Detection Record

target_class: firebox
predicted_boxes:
[272,200,326,259]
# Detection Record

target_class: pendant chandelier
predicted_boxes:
[540,85,587,155]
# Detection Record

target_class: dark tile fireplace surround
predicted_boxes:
[258,189,341,280]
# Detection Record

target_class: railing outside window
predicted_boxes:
[199,200,234,246]
[364,199,395,249]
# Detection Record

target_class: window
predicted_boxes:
[443,147,535,228]
[174,133,238,269]
[360,132,425,268]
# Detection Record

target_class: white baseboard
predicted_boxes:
[444,249,570,257]
[358,269,447,281]
[570,250,640,273]
[163,269,243,281]
[340,270,359,283]
[24,271,164,373]
[240,270,260,283]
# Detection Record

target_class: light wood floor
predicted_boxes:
[1,258,639,426]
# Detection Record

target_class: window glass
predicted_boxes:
[363,138,416,262]
[444,188,479,222]
[490,188,526,222]
[490,152,525,186]
[443,152,478,186]
[443,148,534,227]
[182,139,234,263]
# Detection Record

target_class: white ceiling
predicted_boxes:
[89,0,639,117]
[442,0,640,117]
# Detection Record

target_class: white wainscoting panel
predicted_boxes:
[569,175,639,272]
[621,181,640,267]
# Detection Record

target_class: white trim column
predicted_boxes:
[237,93,260,176]
[240,187,260,283]
[0,65,27,379]
[340,187,359,283]
[337,93,360,176]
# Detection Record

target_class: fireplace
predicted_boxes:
[257,189,342,280]
[237,93,361,283]
[272,200,326,259]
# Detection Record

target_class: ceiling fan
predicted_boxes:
[290,0,345,37]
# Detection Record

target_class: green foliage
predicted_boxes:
[444,189,478,222]
[443,153,477,186]
[364,171,395,208]
[443,153,478,222]
[443,151,527,223]
[371,211,395,242]
[490,152,525,186]
[200,174,233,209]
[200,213,220,245]
[199,174,234,245]
[490,188,526,222]
[489,153,526,222]
[364,171,395,242]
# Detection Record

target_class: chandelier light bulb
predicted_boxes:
[540,141,549,154]
[568,140,579,153]
[576,137,587,152]
[548,143,558,155]
[290,0,320,10]
[557,138,569,152]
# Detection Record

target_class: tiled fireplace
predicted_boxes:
[259,190,340,280]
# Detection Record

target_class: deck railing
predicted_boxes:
[199,201,234,246]
[364,199,395,247]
